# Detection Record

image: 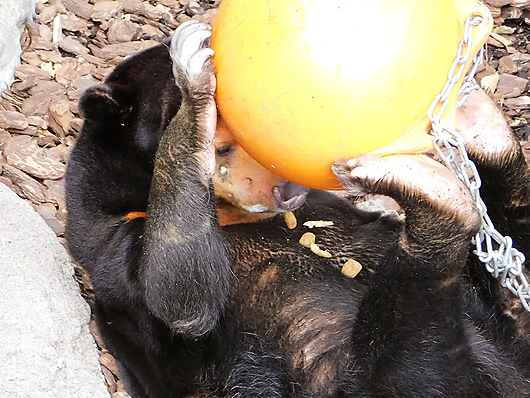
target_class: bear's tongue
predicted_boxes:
[273,182,309,212]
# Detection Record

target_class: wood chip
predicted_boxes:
[15,64,52,80]
[72,75,100,91]
[77,62,95,76]
[485,0,509,9]
[37,5,58,25]
[111,392,131,398]
[27,115,48,130]
[55,63,81,85]
[29,80,67,97]
[30,36,55,51]
[496,74,529,99]
[43,178,67,210]
[70,118,83,132]
[121,0,144,13]
[492,25,515,35]
[498,55,519,75]
[303,220,334,228]
[121,0,169,20]
[21,93,52,117]
[48,96,75,137]
[89,319,105,349]
[79,53,108,68]
[21,52,44,67]
[4,136,66,180]
[341,259,363,279]
[299,232,315,248]
[0,128,11,142]
[159,0,181,7]
[39,24,53,42]
[11,75,39,93]
[511,53,530,63]
[2,164,48,204]
[101,365,118,393]
[485,2,502,18]
[99,352,119,375]
[505,96,530,108]
[33,203,65,235]
[284,211,297,229]
[501,6,523,20]
[62,0,94,20]
[107,19,142,43]
[89,40,159,61]
[310,243,332,258]
[58,36,90,56]
[36,49,65,64]
[140,24,165,40]
[490,31,513,48]
[60,13,89,33]
[0,111,29,131]
[91,1,123,22]
[35,136,60,148]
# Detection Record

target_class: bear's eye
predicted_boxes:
[216,145,233,157]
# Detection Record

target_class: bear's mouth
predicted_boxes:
[273,182,310,212]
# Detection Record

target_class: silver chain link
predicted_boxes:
[427,16,530,311]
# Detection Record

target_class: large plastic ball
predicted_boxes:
[211,0,492,189]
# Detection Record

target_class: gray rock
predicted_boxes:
[0,182,110,398]
[0,0,37,94]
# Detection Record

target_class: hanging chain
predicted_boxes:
[427,16,530,311]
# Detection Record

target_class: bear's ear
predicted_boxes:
[79,83,134,124]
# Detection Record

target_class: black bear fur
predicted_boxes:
[66,22,530,397]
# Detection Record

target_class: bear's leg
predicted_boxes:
[456,89,530,369]
[140,20,231,338]
[222,337,298,398]
[457,88,530,257]
[333,155,498,396]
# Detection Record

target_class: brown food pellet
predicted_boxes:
[310,242,332,258]
[284,211,297,229]
[341,259,362,278]
[299,232,316,247]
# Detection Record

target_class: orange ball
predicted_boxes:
[211,0,492,189]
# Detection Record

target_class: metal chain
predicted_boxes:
[427,16,530,311]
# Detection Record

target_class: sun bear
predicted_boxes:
[65,21,530,398]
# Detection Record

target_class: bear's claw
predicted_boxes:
[170,20,214,86]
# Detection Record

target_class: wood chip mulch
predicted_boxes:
[0,0,529,396]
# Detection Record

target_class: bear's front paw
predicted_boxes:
[168,21,217,180]
[456,88,520,166]
[333,154,481,231]
[170,20,215,95]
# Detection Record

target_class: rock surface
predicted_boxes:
[0,182,110,398]
[0,0,38,93]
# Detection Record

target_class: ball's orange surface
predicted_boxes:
[211,0,492,189]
